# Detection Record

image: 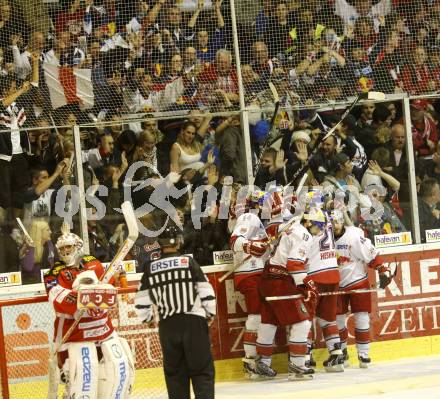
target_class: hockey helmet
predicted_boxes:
[303,207,326,230]
[247,190,270,209]
[158,224,183,247]
[56,232,84,266]
[330,209,345,224]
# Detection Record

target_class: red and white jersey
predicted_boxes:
[43,255,116,345]
[230,212,267,286]
[269,222,313,286]
[335,226,380,289]
[307,221,340,284]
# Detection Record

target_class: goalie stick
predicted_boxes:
[47,201,139,399]
[287,91,385,186]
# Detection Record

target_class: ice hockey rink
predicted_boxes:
[214,355,440,399]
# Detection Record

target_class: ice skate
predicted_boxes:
[323,350,345,372]
[305,352,316,368]
[242,357,258,379]
[358,354,371,369]
[250,357,277,379]
[288,362,314,381]
[342,348,350,368]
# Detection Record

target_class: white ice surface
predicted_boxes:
[214,355,440,399]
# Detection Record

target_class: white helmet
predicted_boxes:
[303,207,326,230]
[56,232,84,266]
[330,209,345,224]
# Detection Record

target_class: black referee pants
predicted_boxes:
[159,314,215,399]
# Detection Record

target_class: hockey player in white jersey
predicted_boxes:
[331,210,392,368]
[253,207,324,381]
[305,201,344,372]
[230,190,274,376]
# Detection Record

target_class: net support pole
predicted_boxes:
[0,307,10,399]
[229,0,254,185]
[402,97,421,244]
[73,124,90,253]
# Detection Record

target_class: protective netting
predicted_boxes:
[0,289,167,399]
[0,0,439,129]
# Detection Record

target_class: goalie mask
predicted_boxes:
[56,233,84,266]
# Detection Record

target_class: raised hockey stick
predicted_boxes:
[287,91,385,186]
[253,81,281,177]
[16,218,34,247]
[47,201,139,399]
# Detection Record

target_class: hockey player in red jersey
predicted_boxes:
[252,207,325,381]
[43,231,134,399]
[230,190,273,376]
[331,210,392,368]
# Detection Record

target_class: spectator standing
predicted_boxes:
[216,115,247,184]
[0,53,39,219]
[20,220,57,284]
[418,178,440,242]
[410,100,438,157]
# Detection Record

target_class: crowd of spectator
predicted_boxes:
[0,0,440,284]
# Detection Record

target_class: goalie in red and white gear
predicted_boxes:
[331,210,392,369]
[230,190,271,376]
[43,232,134,399]
[252,207,325,381]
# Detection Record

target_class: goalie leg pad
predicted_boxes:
[67,341,99,399]
[98,335,134,399]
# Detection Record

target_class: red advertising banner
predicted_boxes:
[209,249,440,360]
[1,248,439,383]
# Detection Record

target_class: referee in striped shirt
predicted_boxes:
[135,223,216,399]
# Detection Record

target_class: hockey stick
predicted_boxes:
[218,174,308,284]
[218,213,301,283]
[266,258,400,301]
[287,91,385,186]
[16,218,34,247]
[253,81,281,177]
[47,201,139,399]
[265,287,382,301]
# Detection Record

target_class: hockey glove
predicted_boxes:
[377,265,392,289]
[243,238,269,257]
[299,278,319,302]
[270,191,283,218]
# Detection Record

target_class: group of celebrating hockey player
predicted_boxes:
[230,187,394,381]
[40,183,394,398]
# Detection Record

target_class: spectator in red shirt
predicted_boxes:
[55,0,85,39]
[402,46,436,95]
[410,99,438,157]
[197,49,239,107]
